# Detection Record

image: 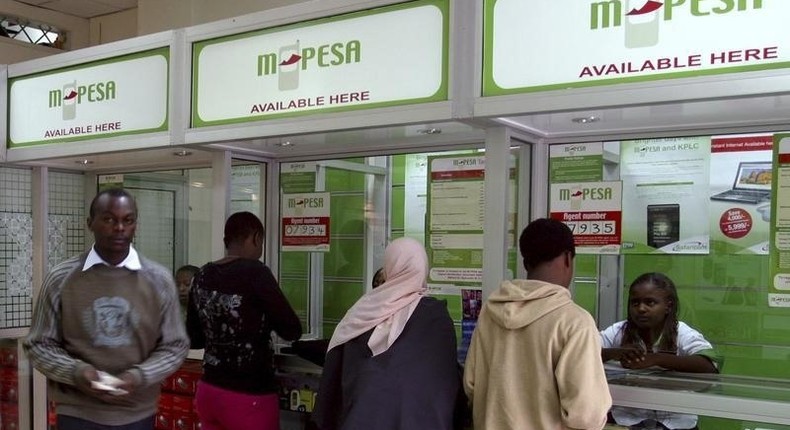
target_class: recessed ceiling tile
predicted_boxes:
[14,0,53,6]
[32,0,123,18]
[90,0,137,11]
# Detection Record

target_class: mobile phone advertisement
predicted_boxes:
[620,137,710,254]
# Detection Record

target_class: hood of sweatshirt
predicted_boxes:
[484,279,572,330]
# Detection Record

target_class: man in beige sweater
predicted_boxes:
[464,218,611,429]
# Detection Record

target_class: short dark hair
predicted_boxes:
[89,188,137,219]
[176,265,200,277]
[372,267,386,289]
[519,218,575,270]
[224,211,264,248]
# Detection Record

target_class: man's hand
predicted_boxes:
[73,365,137,405]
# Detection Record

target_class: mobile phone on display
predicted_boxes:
[647,203,680,248]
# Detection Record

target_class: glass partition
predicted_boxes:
[278,146,527,351]
[546,133,789,423]
[97,167,213,286]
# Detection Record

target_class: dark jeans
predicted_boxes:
[57,415,155,430]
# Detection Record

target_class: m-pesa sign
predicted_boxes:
[484,0,788,95]
[192,0,447,127]
[8,48,169,147]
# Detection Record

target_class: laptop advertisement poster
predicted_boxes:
[710,135,773,255]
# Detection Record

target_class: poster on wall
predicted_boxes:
[709,135,773,255]
[549,142,603,183]
[281,192,330,252]
[280,162,317,193]
[769,134,790,307]
[620,137,710,254]
[549,181,622,254]
[427,155,486,286]
[98,174,124,191]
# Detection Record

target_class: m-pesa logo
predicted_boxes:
[257,39,361,91]
[48,80,117,120]
[590,0,763,48]
[559,187,613,200]
[287,196,325,208]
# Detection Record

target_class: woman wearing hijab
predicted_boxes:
[312,237,463,430]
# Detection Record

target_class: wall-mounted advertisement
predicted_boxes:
[709,135,773,255]
[427,155,486,288]
[280,162,317,193]
[620,137,710,254]
[483,0,790,95]
[550,181,622,254]
[8,48,168,148]
[549,142,603,183]
[192,0,447,127]
[769,134,790,307]
[281,192,330,252]
[425,154,517,295]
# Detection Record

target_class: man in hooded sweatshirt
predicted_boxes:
[463,218,611,430]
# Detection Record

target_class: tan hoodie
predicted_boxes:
[463,279,611,430]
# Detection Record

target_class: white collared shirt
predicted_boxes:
[82,244,142,272]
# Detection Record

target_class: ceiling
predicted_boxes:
[499,94,790,142]
[15,0,137,19]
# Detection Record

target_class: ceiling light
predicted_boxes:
[173,150,192,157]
[275,141,293,147]
[418,127,442,134]
[571,116,600,124]
[75,159,93,165]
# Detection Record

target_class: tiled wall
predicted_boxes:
[0,167,32,329]
[48,171,86,269]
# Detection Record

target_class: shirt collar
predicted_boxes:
[82,244,142,272]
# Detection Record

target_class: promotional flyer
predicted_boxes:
[549,142,604,183]
[709,135,772,255]
[769,134,790,307]
[620,137,710,254]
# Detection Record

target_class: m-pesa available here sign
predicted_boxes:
[484,0,789,95]
[8,48,169,147]
[192,0,447,126]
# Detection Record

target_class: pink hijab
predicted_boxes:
[327,237,428,356]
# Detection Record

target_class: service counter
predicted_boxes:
[607,367,790,427]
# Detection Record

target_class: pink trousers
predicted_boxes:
[195,380,280,430]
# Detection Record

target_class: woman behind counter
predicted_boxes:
[187,211,303,430]
[312,237,463,430]
[600,272,719,430]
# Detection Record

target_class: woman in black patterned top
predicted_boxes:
[187,211,302,430]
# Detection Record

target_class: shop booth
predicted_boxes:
[1,0,790,429]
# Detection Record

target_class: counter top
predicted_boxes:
[607,367,790,425]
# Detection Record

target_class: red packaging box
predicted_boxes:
[2,401,19,430]
[0,347,17,368]
[174,412,196,430]
[155,411,173,430]
[172,370,200,395]
[158,392,174,414]
[0,369,18,402]
[171,394,193,415]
